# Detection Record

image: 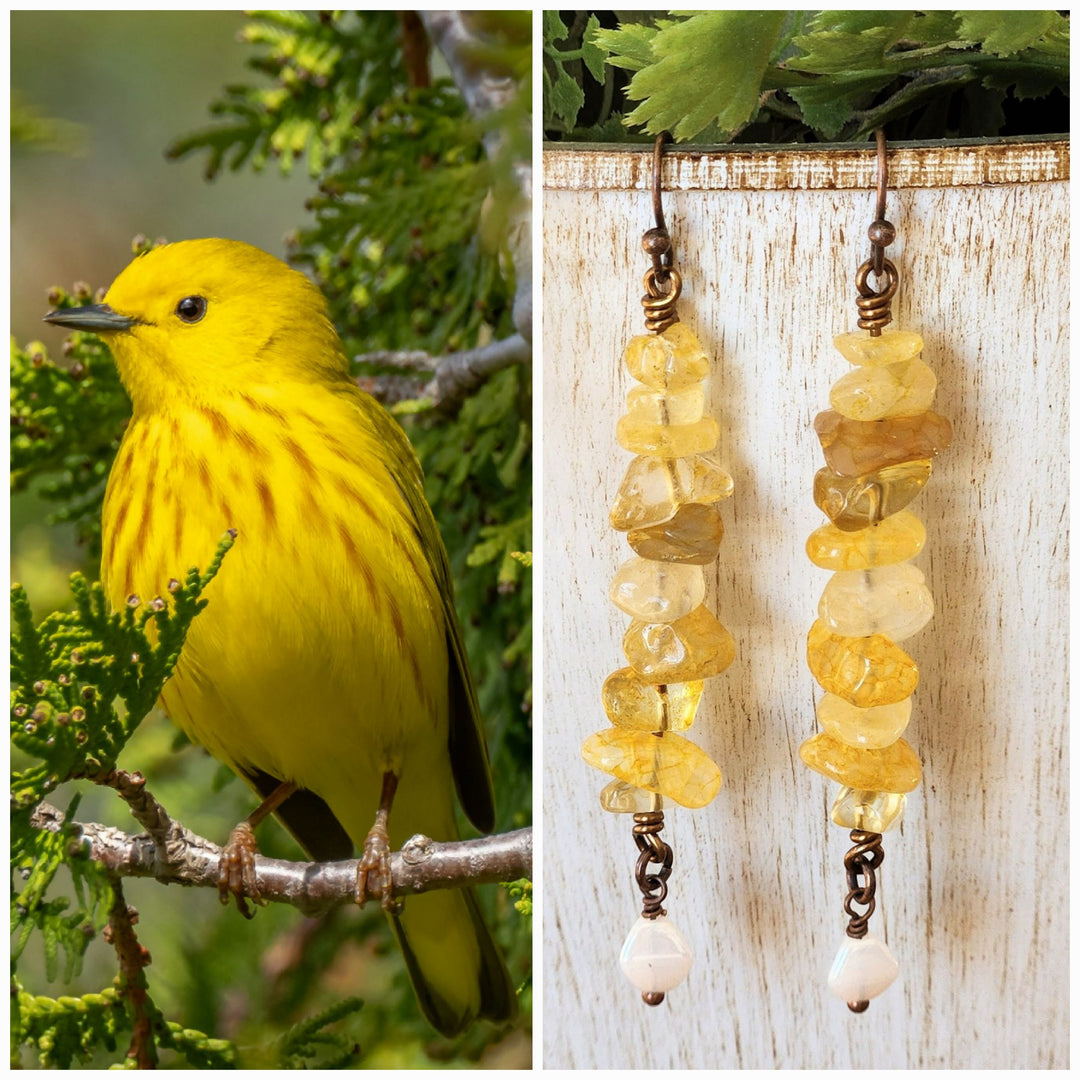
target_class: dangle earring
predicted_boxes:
[581,133,734,1005]
[800,132,952,1010]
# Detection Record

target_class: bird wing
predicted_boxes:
[342,384,496,834]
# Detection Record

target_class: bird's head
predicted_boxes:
[44,238,349,412]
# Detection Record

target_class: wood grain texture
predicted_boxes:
[541,143,1068,1069]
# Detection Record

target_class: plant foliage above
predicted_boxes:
[545,9,1069,142]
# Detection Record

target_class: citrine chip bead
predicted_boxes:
[799,731,922,793]
[806,511,926,570]
[610,454,734,531]
[806,619,918,707]
[830,786,907,832]
[624,605,736,684]
[610,557,706,623]
[816,693,912,749]
[626,384,706,427]
[814,460,932,532]
[599,779,665,814]
[814,409,953,478]
[624,322,710,390]
[582,728,722,808]
[829,359,937,421]
[601,667,704,732]
[818,563,934,641]
[616,414,719,458]
[833,329,923,367]
[628,503,724,564]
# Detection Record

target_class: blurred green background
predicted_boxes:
[11,11,530,1067]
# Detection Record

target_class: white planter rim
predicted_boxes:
[543,135,1069,191]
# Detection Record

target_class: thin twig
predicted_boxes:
[105,878,157,1069]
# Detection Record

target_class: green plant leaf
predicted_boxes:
[580,14,608,83]
[621,11,788,140]
[543,9,568,47]
[592,21,660,73]
[548,67,586,128]
[790,17,915,74]
[955,11,1062,57]
[788,73,894,139]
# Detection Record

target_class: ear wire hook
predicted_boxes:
[870,129,893,277]
[856,129,898,336]
[641,131,682,333]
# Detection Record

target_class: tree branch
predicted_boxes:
[32,793,532,920]
[356,332,531,408]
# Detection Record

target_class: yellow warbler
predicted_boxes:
[44,238,516,1035]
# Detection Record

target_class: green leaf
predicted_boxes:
[621,12,788,140]
[980,59,1067,101]
[543,9,568,47]
[955,11,1062,57]
[789,73,894,139]
[806,11,918,38]
[788,22,912,75]
[548,68,586,128]
[591,22,660,73]
[580,14,608,84]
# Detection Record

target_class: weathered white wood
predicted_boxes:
[541,141,1068,1070]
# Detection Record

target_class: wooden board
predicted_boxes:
[540,141,1069,1070]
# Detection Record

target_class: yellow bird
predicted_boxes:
[44,238,516,1036]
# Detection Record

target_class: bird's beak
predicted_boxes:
[43,303,136,333]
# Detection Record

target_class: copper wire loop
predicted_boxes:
[855,258,898,335]
[632,811,672,919]
[642,266,683,333]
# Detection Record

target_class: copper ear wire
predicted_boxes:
[642,132,681,333]
[856,130,899,336]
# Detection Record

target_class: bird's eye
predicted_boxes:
[176,296,207,323]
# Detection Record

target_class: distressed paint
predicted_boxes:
[541,141,1068,1069]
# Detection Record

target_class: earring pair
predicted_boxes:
[581,131,952,1012]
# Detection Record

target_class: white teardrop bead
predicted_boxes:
[619,914,693,994]
[827,932,899,1003]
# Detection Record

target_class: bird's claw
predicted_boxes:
[218,821,265,919]
[355,823,402,915]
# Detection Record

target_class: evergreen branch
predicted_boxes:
[355,332,531,410]
[32,795,532,918]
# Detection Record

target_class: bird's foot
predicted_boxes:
[355,822,402,915]
[218,821,265,919]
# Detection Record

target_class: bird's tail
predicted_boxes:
[389,884,517,1036]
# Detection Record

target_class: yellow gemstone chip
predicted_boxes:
[624,605,736,684]
[806,619,918,707]
[582,727,722,808]
[806,511,926,570]
[601,668,704,732]
[799,732,922,793]
[833,329,924,367]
